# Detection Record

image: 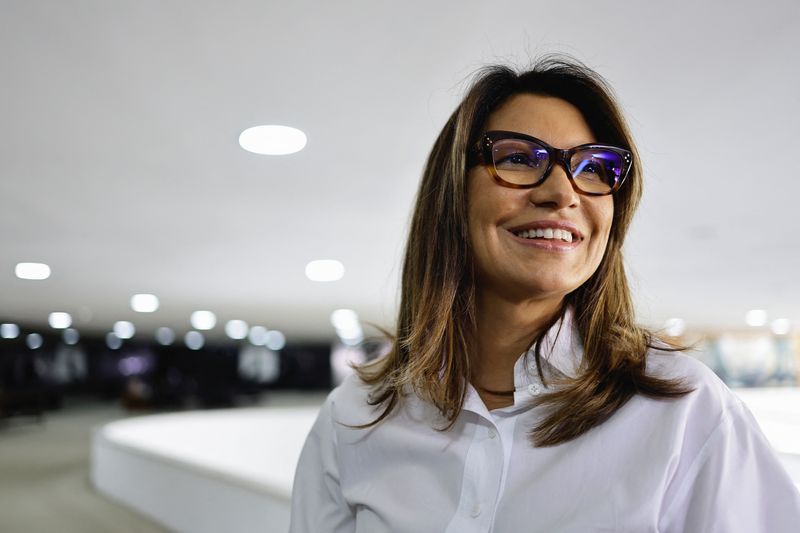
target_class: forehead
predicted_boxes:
[484,93,595,148]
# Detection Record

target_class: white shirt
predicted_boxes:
[289,316,800,532]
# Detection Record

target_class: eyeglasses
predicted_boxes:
[471,130,632,196]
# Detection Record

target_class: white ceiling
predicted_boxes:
[2,0,799,342]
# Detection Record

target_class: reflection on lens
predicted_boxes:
[570,150,621,193]
[492,139,549,185]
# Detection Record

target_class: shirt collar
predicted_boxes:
[520,306,583,381]
[464,307,584,417]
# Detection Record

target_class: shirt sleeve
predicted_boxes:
[659,399,800,533]
[289,396,356,533]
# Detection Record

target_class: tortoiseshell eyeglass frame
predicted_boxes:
[469,130,632,196]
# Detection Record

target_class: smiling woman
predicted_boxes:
[467,95,616,339]
[289,57,800,532]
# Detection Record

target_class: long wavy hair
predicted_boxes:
[354,56,692,446]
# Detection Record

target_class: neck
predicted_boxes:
[471,291,564,393]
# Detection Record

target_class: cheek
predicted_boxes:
[587,200,614,263]
[595,199,614,239]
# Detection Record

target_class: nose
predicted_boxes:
[527,162,580,209]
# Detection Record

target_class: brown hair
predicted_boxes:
[354,56,692,446]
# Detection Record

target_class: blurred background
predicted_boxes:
[1,0,798,531]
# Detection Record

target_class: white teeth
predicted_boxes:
[515,228,575,242]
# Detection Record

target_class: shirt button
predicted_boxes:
[470,503,481,517]
[488,427,497,439]
[528,384,541,396]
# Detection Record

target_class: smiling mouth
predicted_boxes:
[512,228,576,243]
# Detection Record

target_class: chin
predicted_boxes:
[511,278,575,301]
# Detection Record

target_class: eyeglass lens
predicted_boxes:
[491,139,624,194]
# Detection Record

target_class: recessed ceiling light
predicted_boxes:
[225,320,249,340]
[190,310,216,330]
[106,332,123,350]
[331,308,363,345]
[185,331,205,350]
[771,318,791,335]
[63,328,80,345]
[238,125,307,155]
[15,262,51,280]
[155,327,175,346]
[305,259,345,282]
[663,318,686,337]
[745,309,768,327]
[113,321,136,339]
[249,325,268,345]
[265,330,286,351]
[331,309,359,330]
[1,323,20,339]
[49,312,72,329]
[131,294,159,313]
[26,333,43,350]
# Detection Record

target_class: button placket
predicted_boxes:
[473,420,502,526]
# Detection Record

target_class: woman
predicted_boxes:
[289,57,800,532]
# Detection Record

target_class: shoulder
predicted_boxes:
[322,372,384,427]
[645,348,740,415]
[646,352,800,530]
[640,348,756,460]
[321,371,441,440]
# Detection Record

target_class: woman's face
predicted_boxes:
[467,93,614,304]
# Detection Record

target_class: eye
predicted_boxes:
[497,152,536,167]
[581,161,602,174]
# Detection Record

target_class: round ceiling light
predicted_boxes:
[15,262,51,280]
[238,125,307,155]
[49,312,72,329]
[131,294,159,313]
[305,259,345,282]
[745,309,768,327]
[155,327,175,346]
[113,320,136,339]
[191,310,217,330]
[1,323,20,339]
[225,320,249,340]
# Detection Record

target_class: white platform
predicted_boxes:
[91,406,320,533]
[91,389,800,532]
